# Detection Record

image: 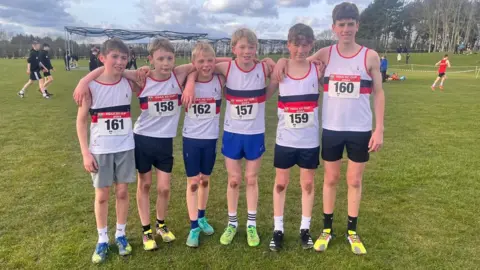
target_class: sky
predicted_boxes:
[0,0,371,40]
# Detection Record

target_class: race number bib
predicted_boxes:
[97,112,132,136]
[328,75,360,99]
[284,106,314,129]
[187,98,216,119]
[230,98,259,120]
[148,94,179,117]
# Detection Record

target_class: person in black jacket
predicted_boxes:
[18,40,50,99]
[39,43,54,96]
[126,46,137,70]
[89,47,101,71]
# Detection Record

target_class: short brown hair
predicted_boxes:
[288,23,314,45]
[192,42,216,61]
[332,2,360,23]
[231,28,258,47]
[148,38,175,56]
[101,38,129,56]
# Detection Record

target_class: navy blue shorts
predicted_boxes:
[183,137,217,177]
[221,131,265,161]
[274,144,320,169]
[134,133,173,174]
[321,129,371,163]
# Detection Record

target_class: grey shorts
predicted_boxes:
[91,149,136,188]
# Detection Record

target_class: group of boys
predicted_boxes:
[17,40,54,99]
[73,2,385,264]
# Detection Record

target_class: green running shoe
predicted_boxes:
[220,225,237,245]
[247,225,260,247]
[91,242,108,264]
[115,236,132,256]
[198,217,214,235]
[186,227,201,248]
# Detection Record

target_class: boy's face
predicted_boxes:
[332,19,359,43]
[232,37,256,64]
[287,38,313,61]
[43,47,50,51]
[33,44,40,50]
[193,51,215,78]
[149,48,175,76]
[99,49,128,76]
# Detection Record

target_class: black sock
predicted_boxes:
[347,216,358,232]
[324,213,334,230]
[156,219,165,226]
[142,225,151,233]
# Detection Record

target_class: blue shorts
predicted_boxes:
[221,131,265,161]
[183,137,217,178]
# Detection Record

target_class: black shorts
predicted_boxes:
[321,129,371,163]
[43,71,51,77]
[29,71,41,81]
[274,144,320,169]
[134,133,173,174]
[438,73,445,78]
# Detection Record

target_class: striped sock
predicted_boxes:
[247,211,257,227]
[228,212,238,228]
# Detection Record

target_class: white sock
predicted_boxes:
[247,210,257,227]
[228,212,238,228]
[19,90,25,94]
[115,223,126,238]
[432,83,436,87]
[97,227,109,243]
[274,216,284,232]
[300,216,311,231]
[440,81,444,86]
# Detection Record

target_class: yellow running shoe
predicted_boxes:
[156,224,176,243]
[346,230,367,255]
[142,230,158,251]
[314,229,333,252]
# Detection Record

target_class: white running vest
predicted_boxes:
[133,73,182,138]
[322,45,373,132]
[276,63,320,149]
[89,78,134,154]
[224,61,267,135]
[182,75,222,139]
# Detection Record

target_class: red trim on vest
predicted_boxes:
[336,44,364,59]
[286,63,312,80]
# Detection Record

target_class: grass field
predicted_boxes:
[0,52,479,269]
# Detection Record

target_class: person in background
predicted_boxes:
[380,55,388,83]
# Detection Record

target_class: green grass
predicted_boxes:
[0,52,479,269]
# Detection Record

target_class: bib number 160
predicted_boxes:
[334,82,354,93]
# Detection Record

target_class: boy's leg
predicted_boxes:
[94,187,110,239]
[269,167,289,251]
[440,76,446,89]
[137,172,153,227]
[432,76,440,89]
[346,160,366,226]
[44,75,54,89]
[113,150,135,255]
[225,157,242,226]
[91,153,115,264]
[198,174,210,214]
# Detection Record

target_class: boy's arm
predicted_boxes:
[434,61,441,66]
[76,97,98,173]
[261,58,276,79]
[182,71,198,108]
[266,68,280,100]
[73,67,105,105]
[447,60,451,67]
[367,50,385,153]
[174,63,195,81]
